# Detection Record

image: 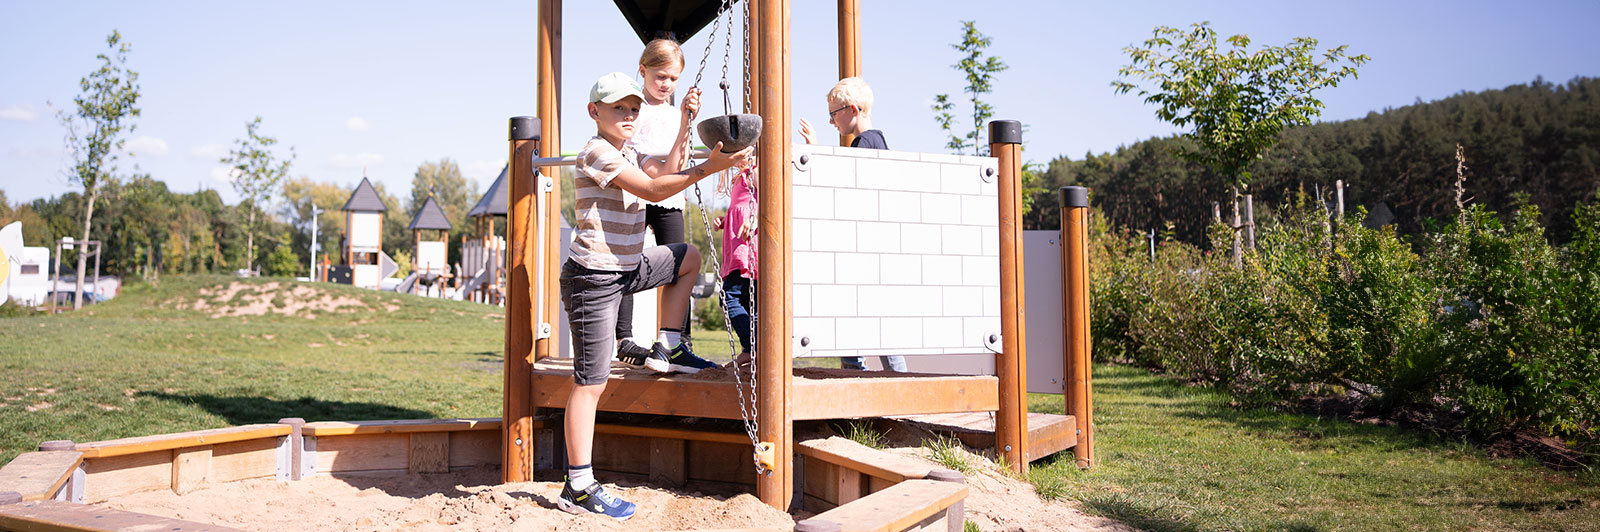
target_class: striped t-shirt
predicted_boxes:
[570,136,650,271]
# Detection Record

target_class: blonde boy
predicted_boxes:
[799,78,905,372]
[557,72,752,520]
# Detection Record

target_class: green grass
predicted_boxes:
[5,275,1597,531]
[1026,364,1600,532]
[0,275,505,465]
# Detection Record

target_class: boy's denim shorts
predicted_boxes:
[559,244,690,385]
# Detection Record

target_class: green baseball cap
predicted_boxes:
[589,72,646,104]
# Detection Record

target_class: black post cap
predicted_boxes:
[509,116,541,141]
[989,120,1022,145]
[1061,186,1089,208]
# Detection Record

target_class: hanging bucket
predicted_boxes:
[697,113,763,153]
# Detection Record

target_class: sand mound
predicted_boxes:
[178,281,368,319]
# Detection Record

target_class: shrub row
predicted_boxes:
[1089,195,1600,444]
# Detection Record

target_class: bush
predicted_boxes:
[1090,195,1600,446]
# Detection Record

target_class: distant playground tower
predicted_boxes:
[341,177,387,289]
[407,196,453,297]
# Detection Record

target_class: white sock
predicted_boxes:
[657,329,683,349]
[567,464,595,490]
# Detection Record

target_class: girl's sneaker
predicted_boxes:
[557,481,636,521]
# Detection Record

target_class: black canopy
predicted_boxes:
[612,0,742,44]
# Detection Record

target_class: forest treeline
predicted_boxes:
[1026,76,1600,242]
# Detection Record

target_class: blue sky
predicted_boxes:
[2,1,1597,206]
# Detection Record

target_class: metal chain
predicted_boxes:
[684,0,764,474]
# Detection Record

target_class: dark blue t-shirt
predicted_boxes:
[851,129,889,150]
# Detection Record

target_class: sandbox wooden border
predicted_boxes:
[1,417,967,532]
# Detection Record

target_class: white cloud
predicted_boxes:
[0,104,39,122]
[190,143,228,159]
[122,136,169,157]
[210,166,235,183]
[464,159,506,179]
[345,116,369,131]
[331,152,384,168]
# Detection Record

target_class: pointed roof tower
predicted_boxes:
[408,197,454,231]
[468,165,509,218]
[343,177,387,212]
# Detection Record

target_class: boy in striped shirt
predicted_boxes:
[556,72,753,520]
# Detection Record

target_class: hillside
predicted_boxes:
[1031,76,1600,243]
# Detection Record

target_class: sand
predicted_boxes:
[98,446,1133,532]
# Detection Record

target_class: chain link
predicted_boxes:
[684,0,764,474]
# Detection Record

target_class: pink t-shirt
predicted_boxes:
[719,167,758,279]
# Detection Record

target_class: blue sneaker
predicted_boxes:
[646,341,718,374]
[557,481,636,521]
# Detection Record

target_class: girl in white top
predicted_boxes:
[614,38,701,363]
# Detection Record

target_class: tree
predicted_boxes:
[221,116,294,273]
[281,177,351,268]
[931,21,1009,156]
[1112,22,1368,188]
[57,30,140,308]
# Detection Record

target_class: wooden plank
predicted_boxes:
[649,438,687,487]
[596,423,749,445]
[802,457,840,506]
[592,434,651,476]
[687,441,759,484]
[75,424,289,458]
[792,375,999,420]
[0,499,248,532]
[837,468,864,504]
[82,451,170,503]
[1026,413,1078,462]
[805,479,967,532]
[895,413,1078,463]
[210,438,280,484]
[867,475,894,496]
[171,446,211,495]
[303,418,501,437]
[797,437,933,484]
[314,433,408,473]
[531,365,747,419]
[409,433,450,474]
[0,451,81,502]
[448,430,500,469]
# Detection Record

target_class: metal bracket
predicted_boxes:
[983,332,1002,354]
[979,166,997,183]
[792,153,811,172]
[793,332,813,356]
[536,322,552,340]
[539,175,554,193]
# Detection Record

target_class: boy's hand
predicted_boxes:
[713,216,725,231]
[682,88,702,123]
[798,118,816,144]
[707,142,755,172]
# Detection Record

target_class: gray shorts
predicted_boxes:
[560,244,691,385]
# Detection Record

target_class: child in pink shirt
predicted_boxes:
[716,166,757,365]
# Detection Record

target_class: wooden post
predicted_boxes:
[1335,179,1345,218]
[504,116,541,484]
[1059,186,1095,468]
[990,120,1028,474]
[756,0,795,510]
[539,0,563,370]
[1230,190,1242,269]
[836,0,860,147]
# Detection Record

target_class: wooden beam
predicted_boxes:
[798,479,968,532]
[792,374,999,420]
[171,446,211,495]
[504,118,538,483]
[304,418,501,437]
[409,433,450,474]
[990,120,1028,474]
[0,451,81,502]
[756,0,795,510]
[836,0,861,147]
[1061,186,1095,467]
[795,437,933,485]
[74,424,289,459]
[0,500,247,532]
[531,367,748,419]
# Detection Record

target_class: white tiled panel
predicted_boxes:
[790,145,1001,359]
